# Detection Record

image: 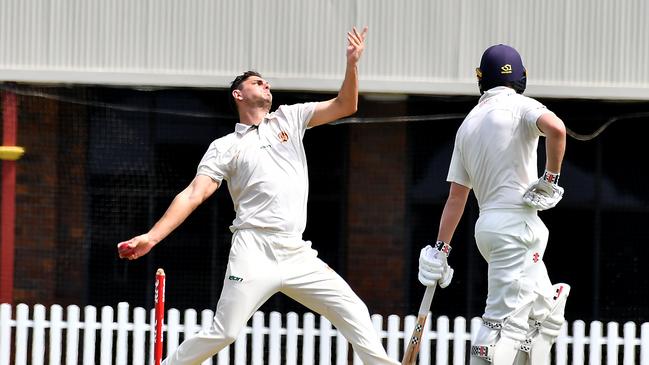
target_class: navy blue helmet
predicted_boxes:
[476,44,527,94]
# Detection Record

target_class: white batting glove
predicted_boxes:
[523,170,564,211]
[418,241,454,288]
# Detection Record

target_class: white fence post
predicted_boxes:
[452,317,467,365]
[435,316,450,365]
[149,308,155,365]
[571,320,585,364]
[66,305,81,365]
[14,303,28,365]
[286,312,298,365]
[386,314,400,360]
[167,308,180,355]
[607,321,620,365]
[133,307,147,365]
[251,311,265,365]
[303,312,315,365]
[622,322,636,365]
[100,305,115,365]
[179,308,198,364]
[641,322,649,365]
[590,321,603,364]
[83,305,98,365]
[269,311,282,365]
[49,304,63,365]
[116,302,130,365]
[32,304,46,365]
[0,303,11,365]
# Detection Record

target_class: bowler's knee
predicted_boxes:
[214,323,240,345]
[198,318,241,347]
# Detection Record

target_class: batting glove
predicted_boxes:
[523,170,564,211]
[418,241,454,288]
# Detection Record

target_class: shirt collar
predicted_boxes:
[234,113,272,135]
[235,123,258,135]
[479,86,516,103]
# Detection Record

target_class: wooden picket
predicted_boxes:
[0,302,648,365]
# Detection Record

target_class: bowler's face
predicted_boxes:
[241,76,272,105]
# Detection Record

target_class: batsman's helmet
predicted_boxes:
[476,44,527,94]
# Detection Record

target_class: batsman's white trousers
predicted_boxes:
[474,208,555,341]
[163,229,398,365]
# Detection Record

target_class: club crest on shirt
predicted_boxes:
[278,130,289,142]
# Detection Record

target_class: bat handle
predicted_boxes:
[418,283,436,316]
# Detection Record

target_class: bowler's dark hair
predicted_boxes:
[229,71,262,112]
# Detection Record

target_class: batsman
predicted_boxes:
[417,44,570,364]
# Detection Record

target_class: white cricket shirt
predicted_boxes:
[447,87,552,212]
[197,102,317,234]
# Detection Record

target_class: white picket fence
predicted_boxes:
[1,302,648,365]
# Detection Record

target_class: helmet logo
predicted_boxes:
[500,64,513,74]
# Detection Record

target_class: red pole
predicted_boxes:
[1,91,18,304]
[154,268,166,364]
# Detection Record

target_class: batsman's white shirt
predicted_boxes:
[197,102,315,234]
[448,87,556,330]
[448,86,549,212]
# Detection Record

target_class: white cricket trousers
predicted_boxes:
[163,229,398,365]
[474,208,555,341]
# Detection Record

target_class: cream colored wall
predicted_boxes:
[0,0,647,99]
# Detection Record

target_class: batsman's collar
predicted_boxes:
[478,86,515,103]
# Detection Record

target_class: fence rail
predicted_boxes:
[1,302,648,365]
